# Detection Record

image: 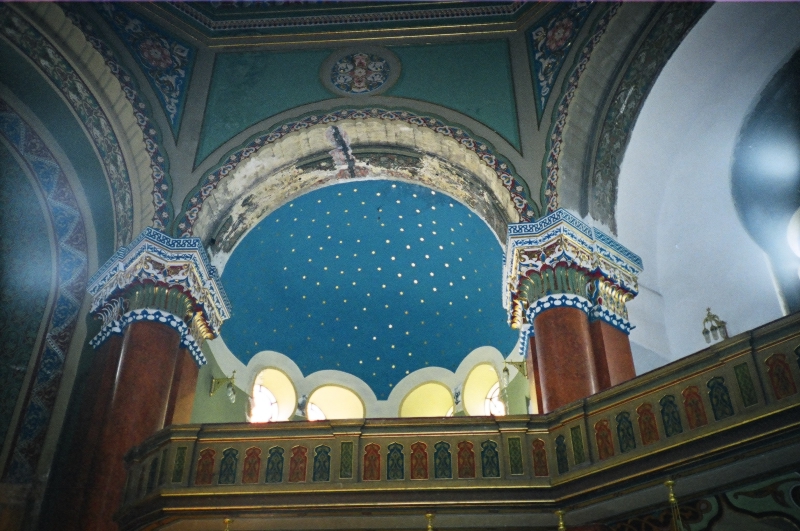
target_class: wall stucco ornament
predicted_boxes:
[503,209,642,336]
[88,227,231,365]
[321,47,400,97]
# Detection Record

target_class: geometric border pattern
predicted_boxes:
[90,309,206,366]
[177,108,539,237]
[0,99,89,484]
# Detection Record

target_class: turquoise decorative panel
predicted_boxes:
[433,441,452,479]
[387,41,520,150]
[198,49,333,165]
[507,437,523,475]
[555,435,569,474]
[340,441,353,479]
[0,143,51,451]
[480,440,500,478]
[734,363,758,408]
[387,443,404,480]
[570,426,586,465]
[266,446,284,483]
[707,377,735,421]
[219,448,239,484]
[660,395,683,437]
[313,445,331,482]
[616,412,636,453]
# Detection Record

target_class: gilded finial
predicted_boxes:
[555,509,566,531]
[425,513,434,531]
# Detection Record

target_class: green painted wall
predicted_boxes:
[0,143,52,448]
[0,41,116,262]
[197,49,334,166]
[191,346,248,423]
[197,40,520,167]
[388,41,519,150]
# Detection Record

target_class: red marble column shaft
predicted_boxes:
[80,321,181,530]
[590,320,636,389]
[50,334,122,531]
[533,307,599,413]
[164,348,198,426]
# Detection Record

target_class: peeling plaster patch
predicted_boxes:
[209,150,509,273]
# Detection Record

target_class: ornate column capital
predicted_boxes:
[87,228,231,365]
[503,209,642,333]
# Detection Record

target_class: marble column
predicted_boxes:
[75,228,230,531]
[504,210,642,413]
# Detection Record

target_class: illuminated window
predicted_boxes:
[250,384,279,423]
[484,382,505,416]
[307,403,327,421]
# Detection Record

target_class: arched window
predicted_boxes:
[250,384,279,423]
[307,403,327,421]
[399,382,454,418]
[307,385,364,420]
[248,368,296,423]
[484,382,505,416]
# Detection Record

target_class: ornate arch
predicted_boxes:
[0,99,89,483]
[177,108,539,250]
[0,3,154,246]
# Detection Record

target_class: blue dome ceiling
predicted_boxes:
[221,180,518,399]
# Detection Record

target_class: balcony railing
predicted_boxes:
[118,313,800,530]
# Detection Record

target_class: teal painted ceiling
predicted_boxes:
[221,180,517,399]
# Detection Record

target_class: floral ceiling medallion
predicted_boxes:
[322,47,400,96]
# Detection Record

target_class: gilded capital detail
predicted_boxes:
[87,228,231,365]
[503,209,642,333]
